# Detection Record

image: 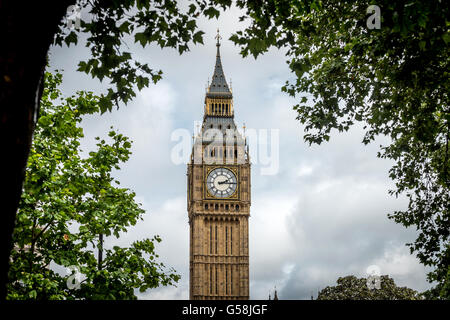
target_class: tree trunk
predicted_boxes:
[98,233,103,270]
[0,0,74,299]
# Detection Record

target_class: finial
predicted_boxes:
[215,28,222,46]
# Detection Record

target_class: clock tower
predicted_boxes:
[187,31,250,300]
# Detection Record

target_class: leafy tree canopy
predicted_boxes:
[230,0,449,298]
[317,275,423,300]
[7,71,179,300]
[55,0,233,113]
[0,0,232,298]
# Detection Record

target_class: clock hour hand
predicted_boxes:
[218,179,237,185]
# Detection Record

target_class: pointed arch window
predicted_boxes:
[230,267,233,293]
[226,268,228,295]
[215,267,218,294]
[210,225,213,254]
[230,226,233,254]
[215,226,218,254]
[210,266,213,294]
[225,226,228,254]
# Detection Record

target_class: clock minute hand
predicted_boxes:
[218,180,237,185]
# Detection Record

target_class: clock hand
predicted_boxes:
[218,180,237,185]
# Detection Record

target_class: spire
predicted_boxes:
[207,29,232,97]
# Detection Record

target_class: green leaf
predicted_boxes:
[134,32,148,46]
[193,31,204,44]
[64,31,78,47]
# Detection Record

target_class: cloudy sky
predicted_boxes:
[48,4,432,299]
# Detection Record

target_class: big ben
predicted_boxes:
[187,31,250,300]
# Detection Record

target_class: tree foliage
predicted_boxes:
[55,0,233,113]
[7,71,179,300]
[1,0,233,298]
[230,0,449,298]
[317,275,422,300]
[3,0,448,300]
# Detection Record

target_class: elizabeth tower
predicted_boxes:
[187,32,250,300]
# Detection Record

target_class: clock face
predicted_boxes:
[206,167,237,198]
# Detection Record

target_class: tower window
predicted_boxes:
[215,226,218,254]
[210,225,213,254]
[225,226,228,254]
[210,266,212,294]
[215,267,218,294]
[230,226,233,255]
[230,267,233,293]
[226,268,228,295]
[226,104,228,114]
